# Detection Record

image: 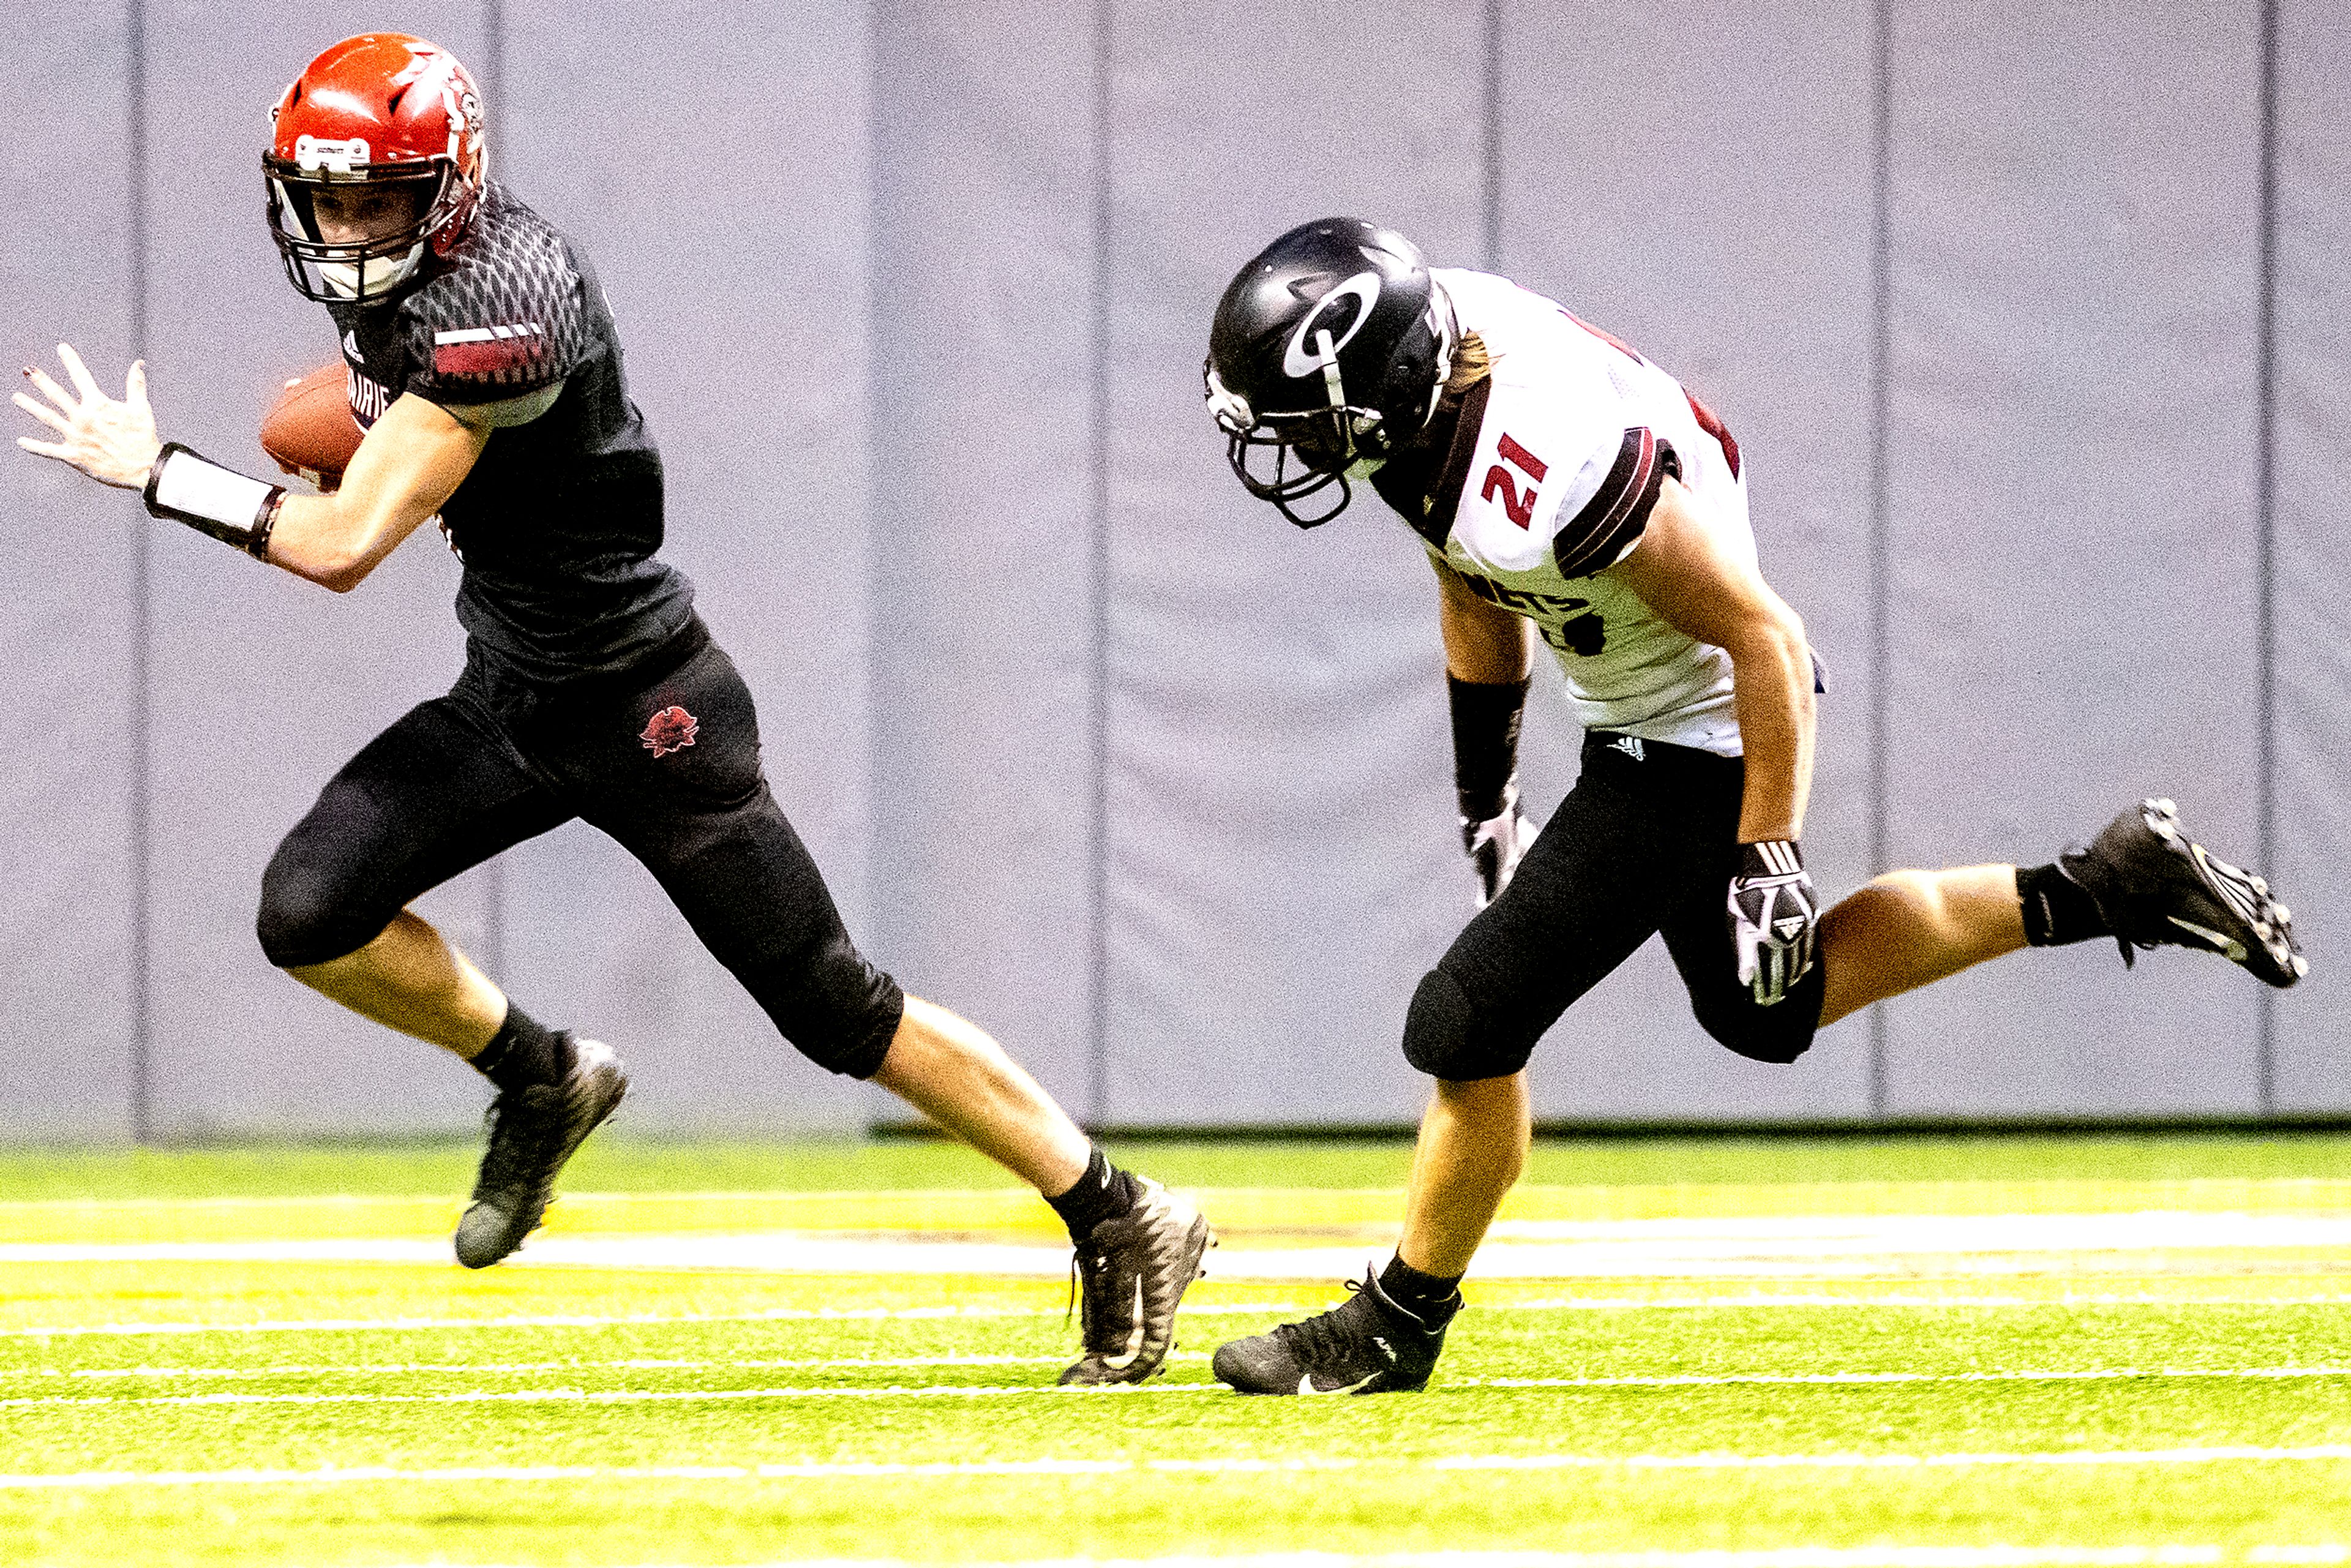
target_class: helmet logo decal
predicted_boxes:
[1280,270,1382,379]
[294,135,370,173]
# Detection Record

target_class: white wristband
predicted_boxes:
[144,443,284,557]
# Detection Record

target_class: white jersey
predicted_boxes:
[1385,269,1753,757]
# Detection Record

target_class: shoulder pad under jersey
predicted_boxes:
[397,192,591,407]
[1447,367,1678,580]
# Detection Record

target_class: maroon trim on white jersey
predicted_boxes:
[1387,377,1495,550]
[1685,391,1741,480]
[1553,426,1678,579]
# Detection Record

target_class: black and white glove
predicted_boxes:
[1727,839,1819,1006]
[1461,784,1537,909]
[1449,675,1532,910]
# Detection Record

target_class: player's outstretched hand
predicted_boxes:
[15,345,162,489]
[1727,839,1819,1006]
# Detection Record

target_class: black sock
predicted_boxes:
[2017,863,2110,947]
[1379,1255,1465,1325]
[1046,1146,1142,1244]
[470,1004,569,1092]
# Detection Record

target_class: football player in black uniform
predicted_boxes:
[1196,219,2306,1395]
[13,32,1207,1386]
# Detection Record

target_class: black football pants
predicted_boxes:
[1401,730,1825,1081]
[256,618,905,1078]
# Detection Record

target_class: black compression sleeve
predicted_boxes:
[1449,674,1528,822]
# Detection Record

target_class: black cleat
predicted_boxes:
[1059,1177,1212,1386]
[2061,798,2307,989]
[453,1036,628,1269]
[1212,1267,1453,1395]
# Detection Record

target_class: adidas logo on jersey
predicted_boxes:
[1608,735,1645,762]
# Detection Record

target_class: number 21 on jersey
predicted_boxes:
[1481,433,1547,530]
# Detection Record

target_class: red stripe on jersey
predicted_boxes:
[433,338,536,378]
[1685,391,1741,481]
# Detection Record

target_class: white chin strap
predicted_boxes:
[318,243,426,299]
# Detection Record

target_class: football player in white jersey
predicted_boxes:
[1200,219,2306,1397]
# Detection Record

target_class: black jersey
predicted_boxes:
[328,182,694,684]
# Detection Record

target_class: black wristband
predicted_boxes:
[249,488,283,560]
[1449,674,1528,822]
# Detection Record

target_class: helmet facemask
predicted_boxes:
[266,153,454,303]
[1205,342,1390,528]
[1206,294,1454,530]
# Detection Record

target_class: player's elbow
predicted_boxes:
[306,549,376,594]
[1724,602,1807,670]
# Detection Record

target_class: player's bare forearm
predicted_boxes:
[1605,474,1815,840]
[268,392,486,591]
[1433,558,1532,683]
[1722,618,1815,841]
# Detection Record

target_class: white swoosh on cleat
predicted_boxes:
[1100,1279,1147,1370]
[2166,915,2246,960]
[1299,1373,1379,1395]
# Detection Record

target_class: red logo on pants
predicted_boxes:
[640,705,699,757]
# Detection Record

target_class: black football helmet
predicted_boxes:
[1205,218,1455,527]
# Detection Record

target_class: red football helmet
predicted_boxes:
[264,33,487,303]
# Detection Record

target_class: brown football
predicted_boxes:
[260,362,363,489]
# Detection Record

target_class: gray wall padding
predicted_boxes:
[137,2,497,1138]
[866,2,1106,1120]
[1,5,141,1139]
[2274,0,2351,1112]
[492,1,876,1134]
[1877,2,2265,1116]
[1494,0,1880,1120]
[1098,3,1488,1126]
[4,2,2343,1138]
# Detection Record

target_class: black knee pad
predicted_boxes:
[766,932,906,1079]
[1401,963,1538,1081]
[255,836,392,969]
[1689,990,1818,1065]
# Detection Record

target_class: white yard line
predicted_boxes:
[345,1552,2344,1568]
[1457,1365,2351,1391]
[1431,1446,2351,1472]
[0,1304,1313,1340]
[3,1448,2350,1491]
[711,1555,2278,1568]
[303,1552,2351,1568]
[4,1363,2342,1401]
[7,1291,2349,1341]
[1490,1292,2351,1311]
[42,1354,1084,1379]
[0,1381,1228,1409]
[767,1557,2241,1568]
[6,1209,2349,1279]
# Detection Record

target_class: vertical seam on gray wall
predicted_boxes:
[479,0,508,983]
[1482,0,1501,269]
[1864,0,1894,1120]
[2254,0,2279,1115]
[127,0,153,1145]
[864,0,893,1086]
[1086,0,1114,1128]
[480,0,503,103]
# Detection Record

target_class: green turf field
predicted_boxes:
[3,1133,2349,1566]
